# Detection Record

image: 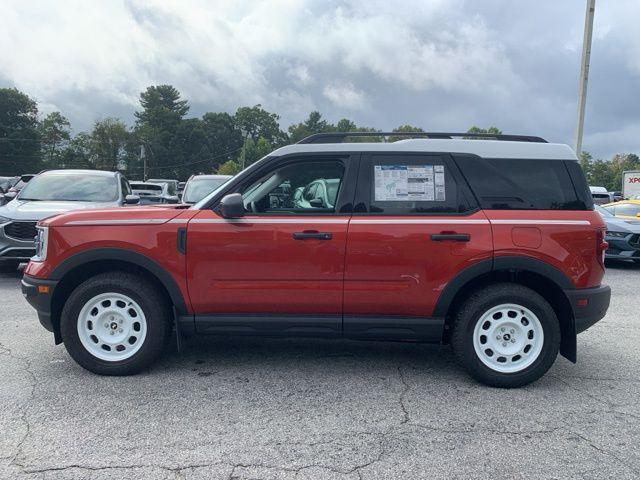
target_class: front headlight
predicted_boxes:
[32,226,48,262]
[606,231,628,238]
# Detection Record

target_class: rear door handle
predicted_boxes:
[292,231,333,240]
[430,233,471,242]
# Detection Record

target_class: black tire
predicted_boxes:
[451,283,560,388]
[60,272,171,375]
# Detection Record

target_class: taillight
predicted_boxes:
[596,228,608,268]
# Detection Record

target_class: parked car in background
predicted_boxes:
[130,182,179,204]
[610,191,623,202]
[0,176,19,193]
[181,174,231,204]
[0,174,35,205]
[147,178,179,197]
[0,170,138,263]
[595,205,640,263]
[590,186,613,205]
[602,200,640,219]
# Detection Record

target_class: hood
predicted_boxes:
[0,199,119,221]
[40,204,190,227]
[604,216,640,233]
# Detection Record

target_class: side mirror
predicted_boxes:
[125,194,140,205]
[166,195,180,204]
[309,198,324,208]
[219,193,245,218]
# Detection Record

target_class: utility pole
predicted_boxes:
[140,144,148,181]
[574,0,596,156]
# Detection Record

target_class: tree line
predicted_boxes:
[5,84,635,186]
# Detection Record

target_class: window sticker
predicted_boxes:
[374,165,445,201]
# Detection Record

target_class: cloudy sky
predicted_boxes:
[1,0,639,158]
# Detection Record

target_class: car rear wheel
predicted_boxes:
[451,283,560,388]
[61,272,171,375]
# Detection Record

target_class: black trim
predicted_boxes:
[49,248,188,313]
[492,256,575,289]
[297,132,548,144]
[21,275,58,333]
[185,314,341,337]
[433,258,493,317]
[344,316,444,342]
[565,284,611,334]
[177,227,187,254]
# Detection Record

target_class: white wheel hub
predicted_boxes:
[77,293,147,362]
[472,303,544,373]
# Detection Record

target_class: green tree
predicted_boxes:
[134,85,189,128]
[58,132,92,169]
[134,85,191,179]
[88,118,131,171]
[239,136,272,169]
[287,111,335,143]
[39,111,71,168]
[388,124,424,142]
[234,105,286,146]
[0,88,41,175]
[201,112,244,170]
[466,126,502,135]
[217,159,240,175]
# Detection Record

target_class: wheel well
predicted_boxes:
[442,269,573,351]
[50,260,174,338]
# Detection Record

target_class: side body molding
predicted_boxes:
[50,248,188,314]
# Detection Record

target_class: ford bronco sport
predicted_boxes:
[22,132,611,387]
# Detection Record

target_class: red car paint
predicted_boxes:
[26,205,605,317]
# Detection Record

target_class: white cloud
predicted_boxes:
[323,82,366,110]
[0,0,638,157]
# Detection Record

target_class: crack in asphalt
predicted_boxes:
[0,343,37,471]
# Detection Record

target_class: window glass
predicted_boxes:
[614,203,640,217]
[456,157,583,210]
[365,155,465,214]
[241,160,344,214]
[183,177,231,203]
[19,173,118,202]
[120,177,132,196]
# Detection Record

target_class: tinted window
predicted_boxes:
[241,160,344,213]
[120,177,132,196]
[455,157,584,210]
[358,155,469,214]
[19,174,118,202]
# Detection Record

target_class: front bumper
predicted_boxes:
[564,284,611,334]
[605,236,640,261]
[21,274,58,334]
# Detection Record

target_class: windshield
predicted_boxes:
[595,205,614,217]
[19,174,118,202]
[183,177,230,203]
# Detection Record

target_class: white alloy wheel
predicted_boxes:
[77,292,148,362]
[472,303,544,374]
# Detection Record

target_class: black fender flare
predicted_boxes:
[434,255,577,362]
[50,247,188,313]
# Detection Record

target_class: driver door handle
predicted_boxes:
[430,233,471,242]
[292,231,333,240]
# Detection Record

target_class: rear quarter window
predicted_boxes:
[454,156,588,210]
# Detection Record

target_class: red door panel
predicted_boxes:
[344,211,493,317]
[186,209,349,314]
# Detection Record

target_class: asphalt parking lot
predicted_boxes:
[1,262,639,480]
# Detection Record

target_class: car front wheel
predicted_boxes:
[60,272,171,375]
[451,283,560,388]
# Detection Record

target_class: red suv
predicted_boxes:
[22,132,611,387]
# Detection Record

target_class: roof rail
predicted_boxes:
[297,132,548,144]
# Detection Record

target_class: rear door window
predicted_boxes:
[455,156,585,210]
[354,154,474,214]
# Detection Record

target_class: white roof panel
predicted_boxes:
[271,139,578,160]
